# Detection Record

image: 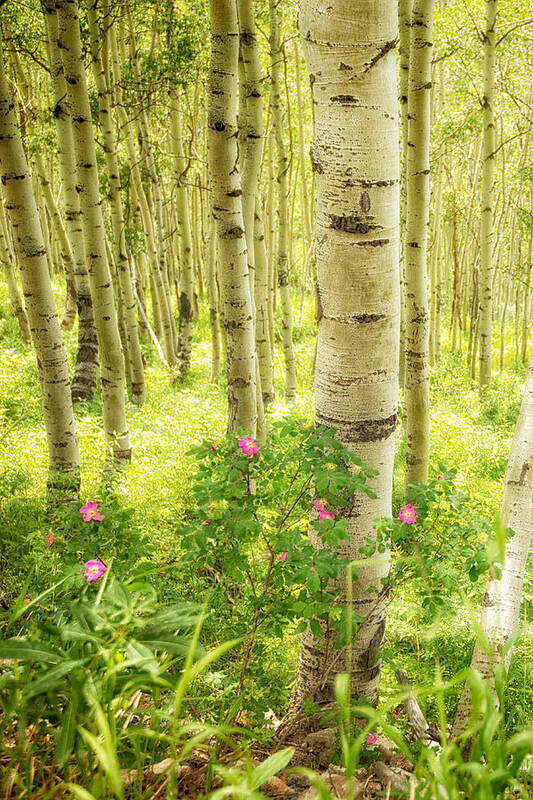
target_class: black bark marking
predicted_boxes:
[363,39,397,73]
[339,62,353,71]
[309,144,324,174]
[318,413,397,443]
[355,238,389,248]
[331,95,359,105]
[328,213,382,235]
[360,191,371,212]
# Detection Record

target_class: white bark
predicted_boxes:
[208,0,257,434]
[57,0,131,469]
[453,355,533,734]
[0,46,80,497]
[294,0,400,706]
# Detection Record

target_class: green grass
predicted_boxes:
[0,282,531,736]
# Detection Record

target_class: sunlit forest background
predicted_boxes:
[0,0,532,798]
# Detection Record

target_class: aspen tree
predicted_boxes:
[42,0,98,402]
[0,205,31,343]
[57,0,131,469]
[270,0,297,402]
[87,2,145,404]
[294,0,400,707]
[206,212,221,381]
[453,354,533,735]
[208,0,257,434]
[404,0,434,489]
[238,0,274,405]
[478,0,497,392]
[398,0,411,389]
[169,90,194,373]
[110,24,177,367]
[0,48,80,497]
[123,9,179,362]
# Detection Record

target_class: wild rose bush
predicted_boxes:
[180,418,377,711]
[361,467,509,619]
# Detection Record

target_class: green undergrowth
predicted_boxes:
[0,281,531,742]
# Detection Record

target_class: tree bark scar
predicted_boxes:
[331,95,359,105]
[309,143,324,174]
[363,39,397,73]
[317,414,397,443]
[360,191,371,212]
[328,213,382,235]
[355,238,389,247]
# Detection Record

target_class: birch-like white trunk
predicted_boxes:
[169,90,194,374]
[87,1,145,404]
[208,0,257,434]
[294,0,400,707]
[404,0,434,489]
[270,1,297,402]
[42,0,99,402]
[453,355,533,735]
[57,0,130,469]
[0,47,80,497]
[478,0,497,392]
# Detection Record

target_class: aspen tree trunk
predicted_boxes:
[499,283,509,374]
[112,25,178,367]
[208,0,257,435]
[57,0,130,469]
[32,153,78,329]
[87,2,144,404]
[293,0,400,707]
[266,123,276,365]
[238,0,274,405]
[124,8,178,362]
[169,90,194,373]
[42,0,98,402]
[0,207,31,343]
[453,354,533,735]
[293,38,312,262]
[478,0,497,392]
[206,212,221,381]
[270,1,297,402]
[398,0,411,390]
[404,0,434,489]
[0,48,80,497]
[522,220,532,364]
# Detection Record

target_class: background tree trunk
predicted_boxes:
[0,47,80,498]
[404,0,434,489]
[208,0,257,435]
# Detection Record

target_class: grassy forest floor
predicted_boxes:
[0,284,532,796]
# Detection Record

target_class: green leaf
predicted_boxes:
[22,659,86,698]
[138,636,201,657]
[64,784,97,800]
[56,706,77,766]
[79,703,124,799]
[250,748,294,790]
[0,639,62,663]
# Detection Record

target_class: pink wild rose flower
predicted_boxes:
[80,501,103,522]
[202,520,211,525]
[399,504,416,524]
[84,559,107,583]
[45,533,55,547]
[313,498,335,522]
[278,552,288,562]
[238,437,258,456]
[365,732,378,746]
